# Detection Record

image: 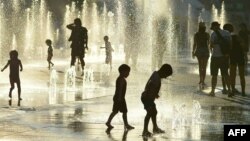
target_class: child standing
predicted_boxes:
[1,50,23,100]
[106,64,134,130]
[101,36,114,70]
[45,39,54,70]
[141,64,173,137]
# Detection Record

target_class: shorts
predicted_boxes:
[112,100,127,113]
[210,57,229,76]
[105,55,112,64]
[47,55,52,61]
[141,97,155,110]
[230,55,245,66]
[10,76,20,84]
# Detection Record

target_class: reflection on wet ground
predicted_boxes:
[1,98,249,141]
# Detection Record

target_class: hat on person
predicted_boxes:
[210,21,220,29]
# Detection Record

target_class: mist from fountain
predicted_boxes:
[12,34,17,50]
[0,2,2,62]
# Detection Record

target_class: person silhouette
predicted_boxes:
[224,24,246,96]
[67,18,88,76]
[209,21,232,97]
[45,39,54,70]
[141,64,173,137]
[100,36,114,70]
[192,22,210,89]
[239,23,250,75]
[106,64,134,130]
[1,50,23,100]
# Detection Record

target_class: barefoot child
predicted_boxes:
[1,50,23,100]
[45,39,54,70]
[141,64,173,137]
[101,36,114,70]
[106,64,134,130]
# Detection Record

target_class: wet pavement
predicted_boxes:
[0,51,250,141]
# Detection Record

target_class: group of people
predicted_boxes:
[193,21,249,97]
[0,18,114,101]
[0,17,249,137]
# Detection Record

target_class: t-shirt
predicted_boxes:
[113,76,127,101]
[9,59,21,78]
[105,41,113,56]
[48,46,53,56]
[141,71,161,100]
[210,29,231,57]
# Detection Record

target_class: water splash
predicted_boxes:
[49,69,57,104]
[172,103,187,130]
[192,100,201,124]
[65,67,76,91]
[83,67,94,82]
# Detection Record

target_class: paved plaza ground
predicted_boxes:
[0,51,250,141]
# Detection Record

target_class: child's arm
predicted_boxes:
[66,23,74,30]
[19,60,23,71]
[1,61,10,72]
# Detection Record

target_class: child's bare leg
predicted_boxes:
[151,108,158,129]
[110,60,112,71]
[123,113,134,130]
[151,108,165,133]
[50,60,54,66]
[142,111,151,136]
[79,57,85,76]
[9,82,15,98]
[106,111,117,128]
[17,81,22,100]
[47,61,51,69]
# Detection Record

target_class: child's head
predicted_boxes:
[158,64,173,78]
[45,39,52,46]
[118,64,130,78]
[74,18,82,26]
[9,50,18,60]
[104,36,109,42]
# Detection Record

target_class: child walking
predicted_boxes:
[141,64,173,137]
[1,50,23,100]
[101,36,114,70]
[45,39,54,70]
[106,64,134,130]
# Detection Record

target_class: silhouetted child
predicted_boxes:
[1,50,23,100]
[45,39,54,70]
[106,64,134,130]
[101,36,114,70]
[141,64,173,137]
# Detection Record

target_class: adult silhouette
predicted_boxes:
[192,22,210,88]
[67,18,88,75]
